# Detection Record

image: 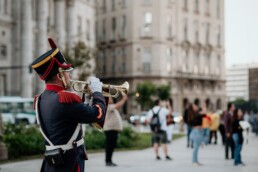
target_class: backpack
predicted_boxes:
[150,108,162,133]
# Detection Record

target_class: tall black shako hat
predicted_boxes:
[31,38,73,81]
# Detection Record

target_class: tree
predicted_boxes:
[156,85,170,100]
[135,81,156,110]
[64,42,96,80]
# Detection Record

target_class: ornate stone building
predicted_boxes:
[0,0,96,97]
[96,0,226,114]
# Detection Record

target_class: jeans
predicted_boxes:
[187,124,192,146]
[232,133,242,165]
[225,136,235,159]
[203,128,210,145]
[190,128,203,163]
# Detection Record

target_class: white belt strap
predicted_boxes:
[35,96,83,150]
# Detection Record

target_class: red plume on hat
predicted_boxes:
[48,38,57,49]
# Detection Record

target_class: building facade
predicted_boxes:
[249,68,258,102]
[96,0,226,115]
[226,64,258,101]
[0,0,96,97]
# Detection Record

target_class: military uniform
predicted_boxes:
[31,38,106,172]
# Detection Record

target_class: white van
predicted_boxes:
[0,97,36,124]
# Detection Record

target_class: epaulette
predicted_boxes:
[58,91,82,103]
[33,95,39,110]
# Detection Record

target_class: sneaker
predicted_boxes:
[165,156,173,160]
[156,156,161,160]
[193,162,203,166]
[106,162,117,167]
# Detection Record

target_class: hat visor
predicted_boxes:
[62,67,74,72]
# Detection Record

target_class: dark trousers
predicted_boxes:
[209,130,217,144]
[225,136,235,159]
[219,124,226,145]
[105,130,118,163]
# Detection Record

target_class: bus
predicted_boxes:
[0,96,36,125]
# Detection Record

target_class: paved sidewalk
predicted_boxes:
[1,134,258,172]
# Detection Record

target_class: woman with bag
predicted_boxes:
[103,95,128,167]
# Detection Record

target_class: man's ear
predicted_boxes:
[57,73,62,81]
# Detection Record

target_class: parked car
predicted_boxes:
[0,96,36,125]
[129,111,148,125]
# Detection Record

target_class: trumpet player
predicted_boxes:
[31,38,106,172]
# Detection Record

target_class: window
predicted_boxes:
[217,55,221,74]
[102,19,106,41]
[102,0,107,13]
[183,19,188,41]
[183,0,188,10]
[4,0,8,14]
[122,0,127,8]
[167,48,172,73]
[121,47,126,73]
[0,45,7,59]
[217,0,220,18]
[77,16,82,35]
[206,23,210,44]
[86,19,90,41]
[167,0,172,6]
[0,74,6,96]
[167,16,173,39]
[194,21,199,43]
[95,21,98,42]
[111,49,116,73]
[206,52,211,74]
[111,17,116,40]
[143,12,152,36]
[206,0,210,15]
[121,15,126,39]
[195,0,199,13]
[142,47,152,73]
[112,0,115,10]
[217,25,221,46]
[144,0,151,4]
[182,50,188,72]
[194,51,200,73]
[103,50,107,73]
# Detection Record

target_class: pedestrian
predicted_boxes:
[224,103,235,160]
[166,98,175,143]
[183,103,192,148]
[147,99,172,160]
[31,38,107,172]
[103,94,128,167]
[200,101,211,145]
[218,111,226,145]
[232,108,245,166]
[209,112,220,144]
[188,103,205,166]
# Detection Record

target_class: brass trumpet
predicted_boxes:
[71,80,129,98]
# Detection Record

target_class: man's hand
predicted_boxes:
[87,77,103,93]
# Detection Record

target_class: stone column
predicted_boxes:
[21,0,33,98]
[54,0,66,49]
[67,0,76,51]
[35,0,48,93]
[0,113,8,160]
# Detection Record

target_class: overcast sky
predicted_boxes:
[225,0,258,67]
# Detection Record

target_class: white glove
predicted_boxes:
[87,76,103,93]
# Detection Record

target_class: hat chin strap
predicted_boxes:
[58,67,69,89]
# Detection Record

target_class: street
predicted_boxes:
[1,132,258,172]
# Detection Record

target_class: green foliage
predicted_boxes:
[135,81,171,110]
[64,41,96,80]
[84,129,105,149]
[156,85,170,100]
[3,123,44,159]
[135,81,156,110]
